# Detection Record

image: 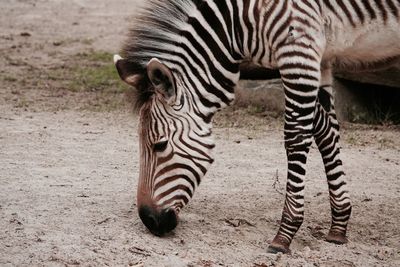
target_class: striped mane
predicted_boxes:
[121,0,203,111]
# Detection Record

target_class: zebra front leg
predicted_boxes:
[268,144,310,254]
[313,70,352,244]
[268,53,321,254]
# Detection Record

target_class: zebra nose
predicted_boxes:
[138,206,178,236]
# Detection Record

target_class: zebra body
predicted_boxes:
[114,0,400,253]
[322,4,400,69]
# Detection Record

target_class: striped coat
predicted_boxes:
[114,0,400,253]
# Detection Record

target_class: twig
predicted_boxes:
[272,169,284,195]
[128,246,151,257]
[83,131,105,135]
[224,218,256,227]
[97,217,111,225]
[0,117,15,121]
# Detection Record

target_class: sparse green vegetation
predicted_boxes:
[14,97,32,109]
[342,126,399,149]
[2,49,133,112]
[47,51,128,93]
[377,136,395,149]
[68,62,127,93]
[2,75,18,82]
[347,105,400,126]
[370,102,400,125]
[81,38,94,45]
[37,50,131,111]
[246,105,264,114]
[76,51,114,63]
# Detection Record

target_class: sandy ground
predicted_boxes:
[1,1,400,266]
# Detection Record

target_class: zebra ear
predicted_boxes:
[114,54,143,87]
[147,58,176,100]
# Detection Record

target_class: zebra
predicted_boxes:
[114,0,400,253]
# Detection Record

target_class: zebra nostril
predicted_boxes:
[159,208,178,234]
[138,206,159,234]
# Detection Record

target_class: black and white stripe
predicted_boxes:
[116,0,400,251]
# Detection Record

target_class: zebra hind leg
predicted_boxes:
[313,80,352,244]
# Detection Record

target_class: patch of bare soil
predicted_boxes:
[1,1,399,266]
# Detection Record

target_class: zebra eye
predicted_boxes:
[153,140,168,152]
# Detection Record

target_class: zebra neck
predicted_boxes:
[177,0,274,113]
[178,0,287,118]
[235,0,297,68]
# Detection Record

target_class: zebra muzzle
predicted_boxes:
[138,205,178,236]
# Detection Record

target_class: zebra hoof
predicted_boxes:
[267,244,290,254]
[267,236,291,254]
[326,230,348,244]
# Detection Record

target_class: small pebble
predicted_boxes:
[20,32,31,37]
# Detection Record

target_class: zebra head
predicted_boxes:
[114,55,217,236]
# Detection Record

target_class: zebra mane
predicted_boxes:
[122,0,203,111]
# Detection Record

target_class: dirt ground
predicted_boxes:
[1,1,400,266]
